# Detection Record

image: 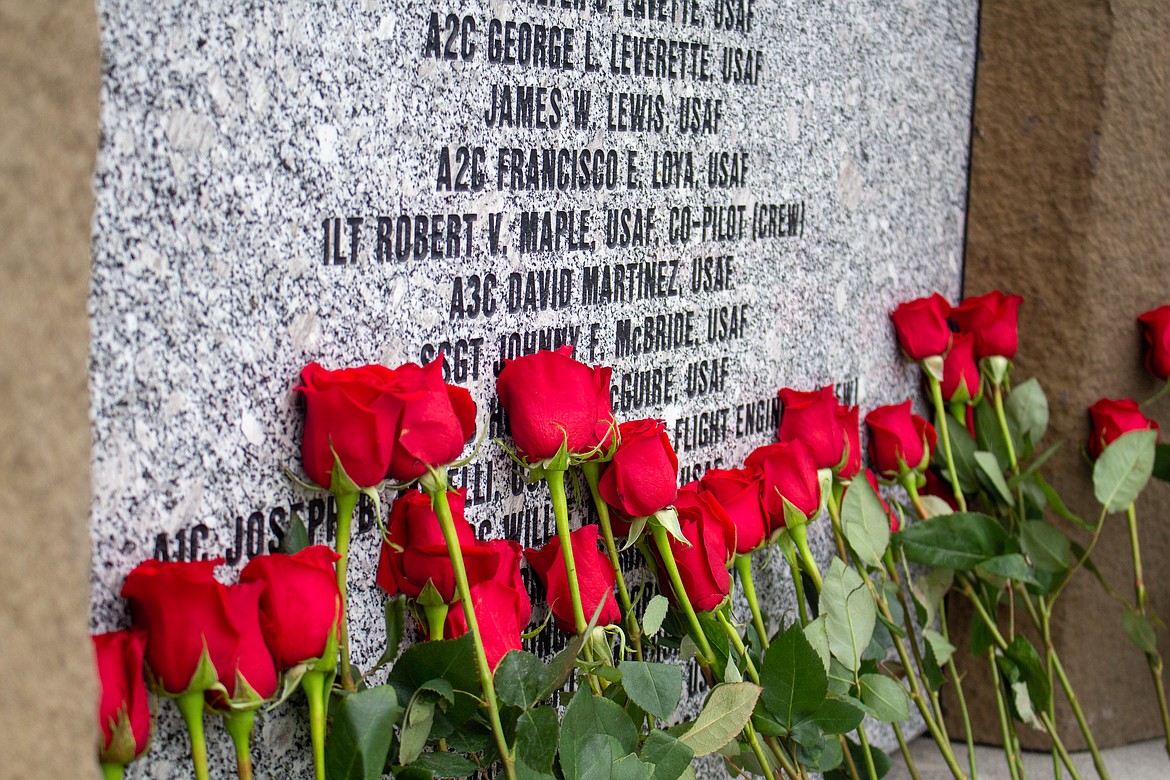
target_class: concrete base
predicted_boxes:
[889,738,1169,780]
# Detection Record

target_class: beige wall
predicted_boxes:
[960,0,1170,749]
[0,0,100,777]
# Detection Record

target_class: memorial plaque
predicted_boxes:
[89,1,977,775]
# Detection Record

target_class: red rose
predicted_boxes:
[951,291,1023,360]
[121,559,240,696]
[745,440,822,528]
[865,401,937,479]
[525,525,620,634]
[496,346,614,463]
[697,468,767,553]
[208,582,278,707]
[1087,398,1161,459]
[1138,305,1170,380]
[445,580,526,671]
[385,357,477,482]
[376,489,498,602]
[240,546,341,670]
[778,386,848,471]
[941,332,980,404]
[480,538,533,629]
[598,418,679,518]
[296,362,403,489]
[93,628,151,765]
[655,485,736,612]
[837,404,862,481]
[890,293,952,360]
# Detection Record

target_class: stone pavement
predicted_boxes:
[887,738,1168,779]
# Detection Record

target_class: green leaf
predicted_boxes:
[974,451,1014,504]
[921,639,946,692]
[325,686,400,780]
[399,689,440,765]
[859,674,910,723]
[825,738,892,780]
[678,682,762,756]
[821,558,877,672]
[896,512,1007,571]
[839,474,891,566]
[1020,520,1071,574]
[386,634,480,732]
[1153,443,1170,484]
[559,689,639,780]
[639,730,694,780]
[539,629,592,701]
[612,752,654,780]
[1124,609,1159,655]
[619,661,683,721]
[376,596,407,669]
[1004,635,1052,714]
[975,554,1039,586]
[411,751,480,778]
[651,507,687,545]
[758,623,828,731]
[911,568,954,627]
[516,707,560,773]
[278,511,310,555]
[495,651,553,710]
[973,400,1016,469]
[803,616,831,672]
[1007,378,1049,453]
[1094,429,1158,511]
[1035,474,1094,531]
[642,595,670,636]
[923,629,956,667]
[938,415,981,493]
[801,695,865,735]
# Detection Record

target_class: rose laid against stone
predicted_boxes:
[836,404,862,481]
[444,580,527,671]
[654,484,737,612]
[385,356,477,482]
[1087,397,1161,459]
[525,524,620,634]
[951,290,1024,360]
[207,582,278,708]
[598,418,679,518]
[296,362,403,490]
[941,331,980,404]
[890,293,952,360]
[697,468,767,553]
[1138,305,1170,380]
[865,401,938,479]
[376,489,499,602]
[496,346,614,463]
[93,628,152,766]
[480,538,533,629]
[240,546,341,671]
[121,559,240,696]
[745,439,822,528]
[778,385,848,471]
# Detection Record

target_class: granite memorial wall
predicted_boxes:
[87,0,978,774]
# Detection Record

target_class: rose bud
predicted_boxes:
[207,582,278,708]
[836,404,862,481]
[121,559,241,696]
[295,362,403,490]
[745,440,822,530]
[385,356,477,482]
[240,546,342,671]
[890,293,952,360]
[445,579,527,671]
[951,290,1024,361]
[1087,398,1161,460]
[525,525,621,634]
[1138,305,1170,380]
[376,489,498,602]
[598,418,679,518]
[778,386,848,472]
[654,485,737,612]
[940,331,981,404]
[93,629,152,767]
[865,401,938,480]
[496,346,614,463]
[698,468,768,553]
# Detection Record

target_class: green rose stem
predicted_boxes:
[991,382,1019,474]
[825,486,850,562]
[787,523,823,593]
[427,484,516,780]
[176,691,211,780]
[1141,377,1170,408]
[580,461,643,660]
[301,670,330,780]
[734,555,770,649]
[545,469,589,635]
[648,523,715,666]
[988,650,1023,780]
[333,490,358,691]
[424,603,450,642]
[777,534,809,625]
[927,374,968,512]
[100,764,124,780]
[891,722,923,780]
[223,710,256,780]
[1126,503,1170,760]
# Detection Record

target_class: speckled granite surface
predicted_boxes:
[89,1,975,775]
